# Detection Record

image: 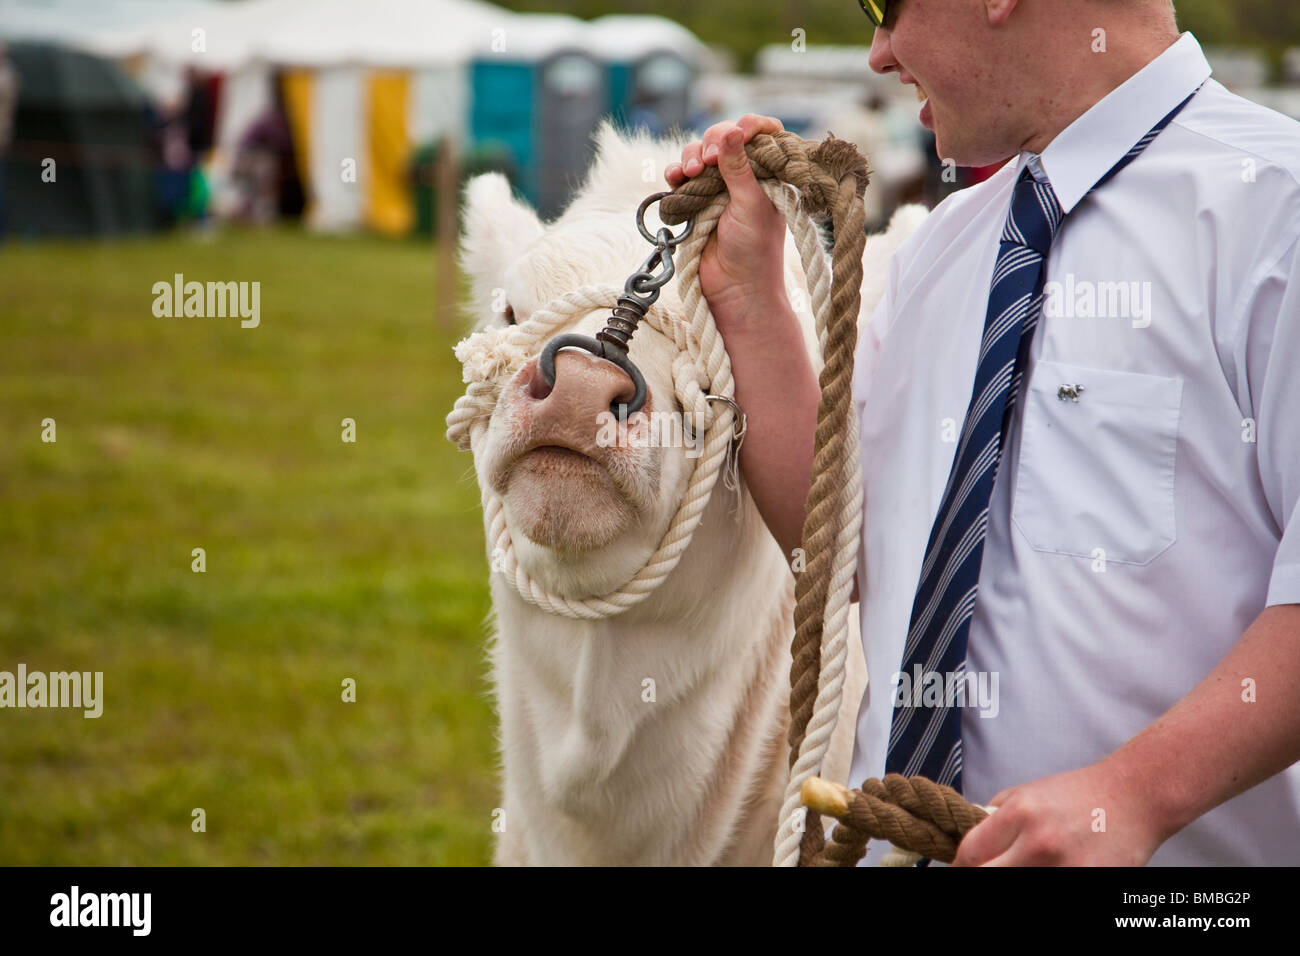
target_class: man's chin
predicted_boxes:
[932,126,961,167]
[933,126,1018,171]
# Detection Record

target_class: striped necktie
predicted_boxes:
[885,87,1202,809]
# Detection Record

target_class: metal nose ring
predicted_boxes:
[536,192,695,420]
[538,331,648,419]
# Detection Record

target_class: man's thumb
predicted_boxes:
[716,128,762,205]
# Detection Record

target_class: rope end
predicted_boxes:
[881,846,925,867]
[811,134,871,200]
[801,776,850,818]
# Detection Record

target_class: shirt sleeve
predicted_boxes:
[1237,229,1300,607]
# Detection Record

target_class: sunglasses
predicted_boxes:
[858,0,887,27]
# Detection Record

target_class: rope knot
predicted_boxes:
[671,351,711,428]
[453,325,535,387]
[658,131,869,227]
[800,774,990,866]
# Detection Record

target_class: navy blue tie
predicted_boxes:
[885,88,1202,811]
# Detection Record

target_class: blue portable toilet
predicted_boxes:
[469,14,607,219]
[588,16,706,138]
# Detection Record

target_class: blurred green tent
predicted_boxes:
[4,42,155,238]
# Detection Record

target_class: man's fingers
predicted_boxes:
[668,115,784,185]
[678,141,704,177]
[737,112,785,141]
[665,113,785,185]
[951,810,1017,866]
[704,115,783,157]
[699,118,740,159]
[701,115,784,168]
[977,847,1023,867]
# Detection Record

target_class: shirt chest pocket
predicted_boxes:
[1011,360,1183,566]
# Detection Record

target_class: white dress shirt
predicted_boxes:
[849,32,1300,865]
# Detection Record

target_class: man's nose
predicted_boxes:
[867,25,896,75]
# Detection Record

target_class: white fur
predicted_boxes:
[458,120,927,865]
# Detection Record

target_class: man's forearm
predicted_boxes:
[1102,603,1300,845]
[956,602,1300,865]
[715,295,821,564]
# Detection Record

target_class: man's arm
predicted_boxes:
[666,117,824,569]
[720,298,822,564]
[1109,603,1300,841]
[953,603,1300,865]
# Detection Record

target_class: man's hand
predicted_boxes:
[665,114,790,323]
[663,115,823,563]
[951,759,1168,866]
[953,604,1300,865]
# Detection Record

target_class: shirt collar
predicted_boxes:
[1016,31,1212,212]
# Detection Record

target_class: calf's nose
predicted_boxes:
[519,351,642,425]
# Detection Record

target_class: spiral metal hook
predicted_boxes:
[537,192,695,419]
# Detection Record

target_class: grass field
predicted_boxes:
[0,229,497,865]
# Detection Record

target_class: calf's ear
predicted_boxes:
[459,173,545,328]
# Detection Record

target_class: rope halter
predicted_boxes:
[445,192,752,622]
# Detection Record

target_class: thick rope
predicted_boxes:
[804,775,993,866]
[761,184,861,868]
[661,131,872,867]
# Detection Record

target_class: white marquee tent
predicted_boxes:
[80,0,515,70]
[2,1,708,233]
[70,0,560,232]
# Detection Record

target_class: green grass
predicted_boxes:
[0,228,497,865]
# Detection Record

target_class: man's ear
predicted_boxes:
[984,0,1019,28]
[459,173,545,329]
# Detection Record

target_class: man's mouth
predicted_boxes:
[915,82,933,131]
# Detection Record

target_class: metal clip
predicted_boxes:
[704,394,747,448]
[705,394,747,507]
[537,191,696,420]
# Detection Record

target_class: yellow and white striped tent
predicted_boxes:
[89,0,518,235]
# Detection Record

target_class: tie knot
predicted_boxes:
[1001,168,1063,254]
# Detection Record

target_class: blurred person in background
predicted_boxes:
[227,72,303,225]
[148,87,193,229]
[180,68,217,228]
